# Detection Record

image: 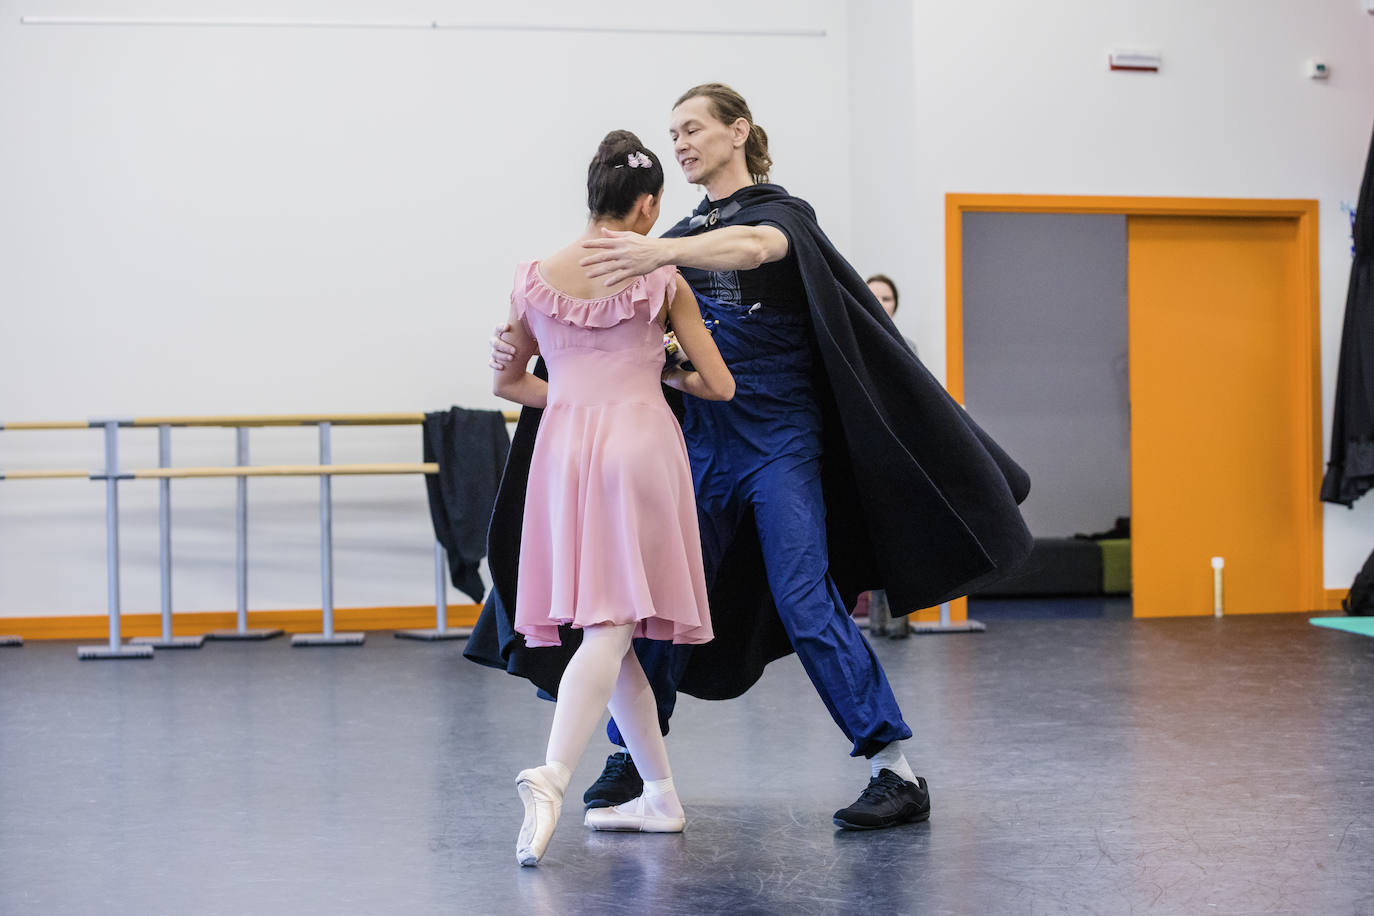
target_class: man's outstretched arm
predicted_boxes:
[579,225,788,286]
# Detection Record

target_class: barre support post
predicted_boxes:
[293,422,363,647]
[395,541,471,641]
[133,425,204,649]
[208,427,281,641]
[909,600,987,635]
[78,420,152,659]
[434,541,448,632]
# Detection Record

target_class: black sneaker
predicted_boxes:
[582,751,643,809]
[832,769,931,830]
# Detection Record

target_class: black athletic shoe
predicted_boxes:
[832,769,931,830]
[582,751,643,809]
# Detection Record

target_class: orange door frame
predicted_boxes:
[944,193,1324,615]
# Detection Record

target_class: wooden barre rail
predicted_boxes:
[131,412,429,428]
[0,469,90,480]
[0,421,91,431]
[133,463,438,479]
[2,465,438,480]
[2,411,520,430]
[0,412,520,480]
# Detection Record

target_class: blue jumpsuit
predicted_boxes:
[608,286,913,758]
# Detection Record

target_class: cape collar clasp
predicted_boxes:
[688,199,742,231]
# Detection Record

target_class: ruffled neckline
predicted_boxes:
[519,261,655,329]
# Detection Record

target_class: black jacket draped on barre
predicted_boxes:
[422,407,510,603]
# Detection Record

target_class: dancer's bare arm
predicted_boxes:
[580,225,788,286]
[662,276,734,402]
[490,304,547,408]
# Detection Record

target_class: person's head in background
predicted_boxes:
[867,274,898,317]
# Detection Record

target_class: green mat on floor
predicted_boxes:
[1098,538,1132,595]
[1310,616,1374,637]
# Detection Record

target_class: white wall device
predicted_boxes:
[1108,48,1162,72]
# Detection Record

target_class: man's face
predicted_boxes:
[669,96,740,187]
[869,280,898,317]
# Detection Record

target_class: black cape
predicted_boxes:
[1320,122,1374,507]
[464,184,1032,700]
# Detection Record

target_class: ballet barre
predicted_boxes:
[0,469,90,479]
[0,411,518,657]
[131,462,439,479]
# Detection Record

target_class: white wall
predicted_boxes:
[846,0,919,339]
[0,0,852,616]
[846,0,1374,593]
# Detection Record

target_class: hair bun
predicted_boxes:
[596,129,639,164]
[587,129,663,219]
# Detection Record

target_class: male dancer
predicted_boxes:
[472,84,1031,830]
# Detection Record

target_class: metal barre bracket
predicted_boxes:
[291,632,365,647]
[79,420,153,660]
[131,635,205,649]
[77,643,154,660]
[290,422,363,648]
[394,627,472,641]
[910,621,987,634]
[206,629,280,642]
[131,425,207,649]
[395,542,468,641]
[207,427,283,642]
[910,602,986,635]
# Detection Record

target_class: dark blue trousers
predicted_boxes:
[607,297,911,758]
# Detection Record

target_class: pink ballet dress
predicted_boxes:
[511,260,714,649]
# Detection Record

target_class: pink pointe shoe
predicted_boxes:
[515,766,564,866]
[582,793,685,833]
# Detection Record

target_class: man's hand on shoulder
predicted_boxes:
[579,230,667,286]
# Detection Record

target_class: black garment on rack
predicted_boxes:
[422,407,510,603]
[1321,122,1374,508]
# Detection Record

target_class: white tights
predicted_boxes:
[543,623,680,815]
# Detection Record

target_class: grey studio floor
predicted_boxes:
[3,605,1373,916]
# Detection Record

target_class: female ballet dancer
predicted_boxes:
[491,130,735,866]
